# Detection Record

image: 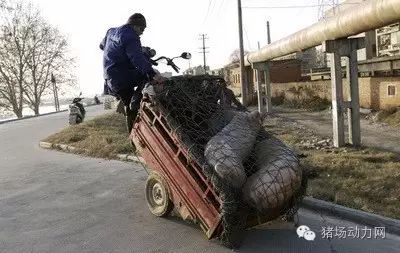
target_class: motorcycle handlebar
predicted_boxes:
[152,56,180,73]
[168,60,180,73]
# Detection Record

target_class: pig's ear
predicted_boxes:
[247,111,261,125]
[214,162,228,176]
[248,111,260,120]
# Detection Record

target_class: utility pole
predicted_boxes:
[237,0,247,106]
[267,21,271,44]
[51,73,60,111]
[198,34,209,74]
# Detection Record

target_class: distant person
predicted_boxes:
[204,80,246,111]
[94,95,100,105]
[100,13,163,133]
[219,82,246,110]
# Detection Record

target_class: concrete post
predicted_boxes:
[348,41,362,146]
[251,62,271,114]
[330,52,345,147]
[264,67,272,113]
[323,38,364,147]
[254,69,264,114]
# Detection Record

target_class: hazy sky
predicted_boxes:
[29,0,321,96]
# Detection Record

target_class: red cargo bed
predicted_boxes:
[131,99,303,244]
[131,101,223,238]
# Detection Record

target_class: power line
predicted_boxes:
[244,27,252,51]
[210,0,218,16]
[318,0,339,20]
[242,3,357,9]
[217,0,226,16]
[203,0,213,24]
[243,5,321,9]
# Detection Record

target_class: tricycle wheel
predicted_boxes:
[145,172,173,217]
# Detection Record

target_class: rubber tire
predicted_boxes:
[145,172,173,217]
[76,115,83,124]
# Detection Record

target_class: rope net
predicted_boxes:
[145,75,307,247]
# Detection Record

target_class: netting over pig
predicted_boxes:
[146,75,307,246]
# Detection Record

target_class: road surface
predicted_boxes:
[1,105,399,252]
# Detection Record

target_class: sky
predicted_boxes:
[28,0,322,96]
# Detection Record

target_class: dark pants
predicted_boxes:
[117,87,143,134]
[104,79,145,133]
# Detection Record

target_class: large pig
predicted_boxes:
[205,111,261,188]
[242,137,302,211]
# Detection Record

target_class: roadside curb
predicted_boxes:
[301,197,400,235]
[39,141,142,165]
[0,109,68,125]
[39,141,77,152]
[0,103,101,125]
[116,154,145,163]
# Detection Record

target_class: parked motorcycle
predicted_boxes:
[69,93,85,125]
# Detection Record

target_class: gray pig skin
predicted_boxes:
[242,138,302,211]
[205,111,261,188]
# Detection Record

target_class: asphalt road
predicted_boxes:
[0,105,399,253]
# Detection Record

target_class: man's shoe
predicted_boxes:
[116,100,126,115]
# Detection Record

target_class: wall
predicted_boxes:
[228,67,254,98]
[269,60,303,83]
[269,77,400,110]
[375,77,400,109]
[226,60,302,97]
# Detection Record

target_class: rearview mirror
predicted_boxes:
[181,52,191,60]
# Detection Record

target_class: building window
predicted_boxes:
[388,85,396,96]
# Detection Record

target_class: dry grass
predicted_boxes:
[373,108,400,127]
[265,117,400,219]
[43,112,133,159]
[303,149,400,219]
[382,110,400,127]
[272,87,331,111]
[43,110,400,218]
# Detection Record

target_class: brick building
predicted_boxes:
[271,76,400,110]
[222,59,303,102]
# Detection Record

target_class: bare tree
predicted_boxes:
[0,0,75,117]
[24,15,75,115]
[0,0,9,9]
[0,1,32,118]
[314,46,327,68]
[229,48,249,63]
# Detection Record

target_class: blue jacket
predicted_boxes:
[100,24,155,93]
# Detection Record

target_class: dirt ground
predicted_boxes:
[261,106,400,219]
[272,106,400,154]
